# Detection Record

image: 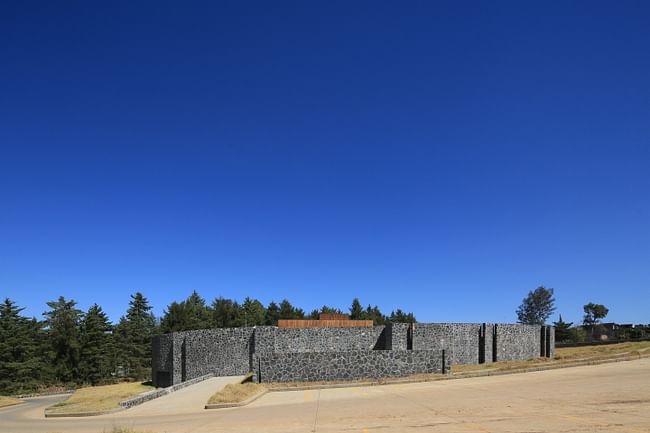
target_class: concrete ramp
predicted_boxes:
[122,375,245,417]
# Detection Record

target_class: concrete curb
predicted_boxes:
[267,353,650,392]
[204,388,269,409]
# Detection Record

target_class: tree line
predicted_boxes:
[0,292,415,395]
[515,286,623,343]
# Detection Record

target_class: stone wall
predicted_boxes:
[152,322,554,387]
[494,324,540,362]
[412,323,482,365]
[451,323,481,365]
[151,334,173,387]
[152,328,254,386]
[254,326,385,354]
[255,350,443,383]
[388,323,410,350]
[483,323,494,364]
[182,328,254,380]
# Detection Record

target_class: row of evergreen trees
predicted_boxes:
[160,292,416,333]
[0,293,155,394]
[0,291,415,395]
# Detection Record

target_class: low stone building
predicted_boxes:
[152,322,554,387]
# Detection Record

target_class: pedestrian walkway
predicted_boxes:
[121,375,245,417]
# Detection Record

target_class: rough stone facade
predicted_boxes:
[493,324,540,361]
[389,323,410,350]
[254,326,385,354]
[483,323,494,364]
[411,323,483,365]
[152,327,254,387]
[151,333,173,387]
[256,350,442,383]
[152,323,555,387]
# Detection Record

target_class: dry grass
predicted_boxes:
[45,382,154,414]
[0,395,23,408]
[555,341,650,360]
[452,341,650,374]
[208,383,265,404]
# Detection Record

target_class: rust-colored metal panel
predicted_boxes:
[277,319,373,328]
[319,313,350,321]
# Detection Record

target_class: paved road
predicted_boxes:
[1,359,649,433]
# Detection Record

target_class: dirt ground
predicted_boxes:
[1,357,649,433]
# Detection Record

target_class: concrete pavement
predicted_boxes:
[125,375,245,416]
[1,359,649,433]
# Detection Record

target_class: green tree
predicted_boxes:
[0,299,50,394]
[320,305,343,315]
[241,297,265,326]
[583,303,609,326]
[160,291,211,333]
[265,301,280,325]
[516,286,556,325]
[567,326,587,342]
[583,303,609,339]
[79,304,114,385]
[43,296,83,384]
[552,315,573,342]
[279,299,304,320]
[114,292,157,380]
[349,298,364,320]
[389,309,416,324]
[211,297,243,327]
[365,305,387,325]
[183,291,211,328]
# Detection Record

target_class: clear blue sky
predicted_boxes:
[1,1,648,325]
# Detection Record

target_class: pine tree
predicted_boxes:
[0,299,49,393]
[279,299,304,320]
[43,296,83,384]
[552,315,573,342]
[516,286,556,325]
[241,297,265,326]
[349,298,364,320]
[79,304,114,385]
[159,301,185,333]
[265,301,280,325]
[183,291,211,328]
[319,305,343,315]
[389,309,417,324]
[114,292,157,380]
[365,305,388,325]
[211,297,243,328]
[160,291,211,333]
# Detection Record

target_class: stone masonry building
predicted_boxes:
[152,323,554,387]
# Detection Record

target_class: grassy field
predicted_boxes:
[45,382,154,414]
[452,341,650,374]
[207,383,265,404]
[0,396,23,408]
[555,341,650,360]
